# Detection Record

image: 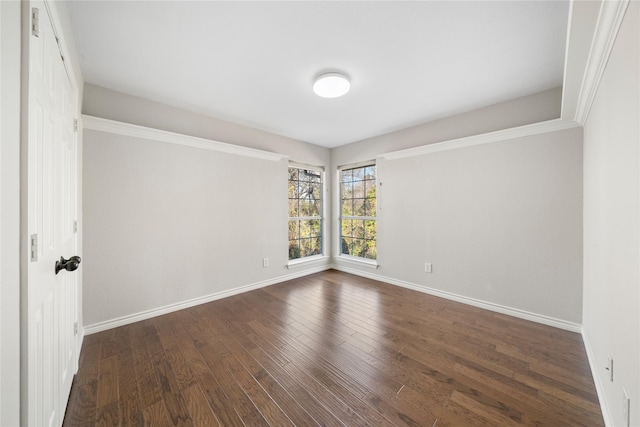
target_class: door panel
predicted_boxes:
[27,2,79,425]
[56,52,77,406]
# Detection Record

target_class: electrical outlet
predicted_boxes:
[263,258,269,267]
[607,355,614,382]
[623,388,630,427]
[424,262,432,273]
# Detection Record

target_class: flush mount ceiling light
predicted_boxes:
[313,72,350,98]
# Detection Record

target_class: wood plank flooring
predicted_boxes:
[63,270,604,426]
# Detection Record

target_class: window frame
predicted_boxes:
[338,161,378,263]
[287,162,326,265]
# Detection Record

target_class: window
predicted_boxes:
[288,165,323,260]
[340,164,377,259]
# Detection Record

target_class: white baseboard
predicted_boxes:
[330,264,583,333]
[84,265,331,335]
[85,264,582,335]
[581,329,613,427]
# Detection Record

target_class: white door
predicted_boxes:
[27,2,79,426]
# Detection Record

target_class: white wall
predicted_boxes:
[1,2,22,425]
[582,2,639,426]
[330,87,583,326]
[377,128,583,324]
[82,87,331,329]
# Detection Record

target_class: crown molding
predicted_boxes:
[81,115,289,162]
[377,118,580,161]
[574,0,630,125]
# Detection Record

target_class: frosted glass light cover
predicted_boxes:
[313,73,350,98]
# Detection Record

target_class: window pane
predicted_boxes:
[311,183,321,201]
[364,166,375,180]
[304,169,321,183]
[365,240,377,259]
[343,220,350,238]
[347,238,362,257]
[289,240,300,260]
[310,219,321,237]
[299,180,310,198]
[288,168,299,182]
[288,220,300,240]
[354,198,365,216]
[353,168,364,181]
[309,199,320,217]
[364,179,376,198]
[353,220,365,239]
[341,237,352,255]
[342,199,353,217]
[365,220,376,240]
[301,220,312,238]
[341,169,353,183]
[310,237,321,256]
[301,238,312,257]
[362,198,371,217]
[288,180,297,199]
[341,182,353,200]
[288,199,299,217]
[298,200,309,217]
[366,197,377,215]
[353,180,365,198]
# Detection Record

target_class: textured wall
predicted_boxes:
[582,2,639,425]
[378,128,583,323]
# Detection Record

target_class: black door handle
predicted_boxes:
[55,255,81,275]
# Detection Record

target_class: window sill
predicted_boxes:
[287,255,329,269]
[335,255,379,269]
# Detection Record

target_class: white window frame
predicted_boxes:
[337,161,378,266]
[287,162,327,267]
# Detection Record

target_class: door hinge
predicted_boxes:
[73,220,78,233]
[31,8,40,37]
[74,119,79,133]
[30,234,38,262]
[56,38,65,62]
[74,322,78,336]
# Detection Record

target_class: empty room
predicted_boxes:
[1,0,638,426]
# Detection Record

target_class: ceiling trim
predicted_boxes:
[574,0,630,125]
[377,119,581,161]
[81,115,288,162]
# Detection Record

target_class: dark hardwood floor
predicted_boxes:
[63,270,603,426]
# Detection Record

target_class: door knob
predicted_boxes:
[55,255,81,275]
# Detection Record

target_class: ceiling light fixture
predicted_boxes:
[313,72,350,98]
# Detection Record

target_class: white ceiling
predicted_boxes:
[68,1,569,148]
